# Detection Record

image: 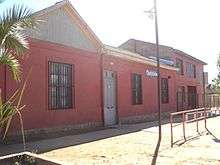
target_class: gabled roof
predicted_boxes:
[103,45,178,71]
[119,39,207,65]
[30,1,205,68]
[33,0,103,51]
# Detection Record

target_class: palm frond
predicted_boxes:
[0,5,37,56]
[3,30,29,56]
[0,51,21,81]
[0,70,30,151]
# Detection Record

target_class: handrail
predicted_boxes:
[170,108,205,116]
[170,107,220,147]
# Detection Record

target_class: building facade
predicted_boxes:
[172,49,206,110]
[0,1,206,137]
[119,39,207,111]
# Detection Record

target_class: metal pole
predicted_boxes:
[202,72,205,108]
[196,109,199,133]
[170,114,173,147]
[154,0,162,140]
[204,108,207,130]
[182,113,186,141]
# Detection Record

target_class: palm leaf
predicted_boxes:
[0,51,21,81]
[0,5,37,56]
[0,70,30,148]
[0,5,38,81]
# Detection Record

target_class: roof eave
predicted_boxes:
[103,45,178,71]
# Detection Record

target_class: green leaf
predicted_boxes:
[0,51,21,81]
[0,4,38,81]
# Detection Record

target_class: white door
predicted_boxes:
[103,70,117,126]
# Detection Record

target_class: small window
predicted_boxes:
[48,62,73,109]
[186,63,196,78]
[193,64,196,78]
[132,74,142,105]
[176,59,184,75]
[178,86,185,102]
[161,78,169,104]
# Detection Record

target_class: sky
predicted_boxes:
[0,0,219,83]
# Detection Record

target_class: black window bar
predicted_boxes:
[132,73,143,105]
[48,62,73,109]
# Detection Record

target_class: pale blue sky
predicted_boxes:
[0,0,219,82]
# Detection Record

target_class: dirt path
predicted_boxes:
[40,117,220,165]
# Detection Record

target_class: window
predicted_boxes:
[193,64,196,78]
[186,63,196,78]
[177,86,185,102]
[48,62,73,109]
[176,59,184,75]
[161,78,169,103]
[132,74,142,105]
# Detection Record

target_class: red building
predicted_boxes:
[172,49,206,110]
[0,1,206,137]
[119,39,207,111]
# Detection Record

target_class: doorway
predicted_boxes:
[103,70,117,126]
[187,86,197,109]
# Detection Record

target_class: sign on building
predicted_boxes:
[145,69,158,77]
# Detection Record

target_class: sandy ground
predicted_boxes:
[0,117,220,164]
[38,117,220,165]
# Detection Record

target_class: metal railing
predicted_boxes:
[170,107,220,147]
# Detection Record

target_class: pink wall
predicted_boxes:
[0,38,206,133]
[4,39,103,132]
[103,55,177,119]
[172,52,205,107]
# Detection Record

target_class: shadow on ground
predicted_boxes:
[207,128,220,143]
[0,119,171,157]
[150,135,161,165]
[172,127,220,147]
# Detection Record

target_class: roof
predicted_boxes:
[173,49,207,65]
[119,39,207,65]
[32,0,103,51]
[103,45,178,71]
[30,1,196,70]
[119,39,173,60]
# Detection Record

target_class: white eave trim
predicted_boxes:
[103,45,178,71]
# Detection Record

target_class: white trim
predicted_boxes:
[103,45,178,71]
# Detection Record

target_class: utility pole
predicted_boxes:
[145,0,161,140]
[154,0,161,141]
